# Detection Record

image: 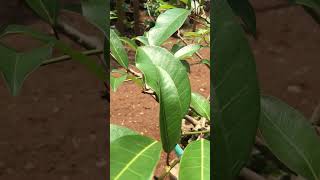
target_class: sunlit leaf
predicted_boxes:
[190,92,210,120]
[110,29,129,69]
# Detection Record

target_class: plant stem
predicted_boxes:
[52,26,60,40]
[182,130,210,135]
[157,159,180,180]
[41,49,103,66]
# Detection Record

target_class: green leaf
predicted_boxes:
[81,0,107,36]
[0,24,55,42]
[110,74,127,92]
[0,43,53,95]
[110,29,129,69]
[181,60,190,73]
[120,37,138,50]
[110,135,162,180]
[171,43,184,54]
[259,96,320,180]
[134,36,149,45]
[179,139,210,180]
[174,44,201,60]
[190,92,210,120]
[25,0,60,25]
[147,8,190,46]
[136,46,191,152]
[110,124,138,143]
[227,0,257,36]
[212,0,260,179]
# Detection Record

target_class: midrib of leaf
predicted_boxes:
[201,139,204,180]
[262,110,319,180]
[12,55,19,94]
[114,141,158,180]
[39,0,54,25]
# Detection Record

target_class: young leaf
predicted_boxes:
[147,8,190,46]
[110,124,138,143]
[259,96,320,180]
[81,0,108,36]
[179,139,210,180]
[0,43,53,95]
[190,92,210,120]
[110,74,127,92]
[110,135,162,180]
[25,0,60,25]
[213,0,260,179]
[110,29,129,69]
[174,44,201,60]
[227,0,257,37]
[136,46,191,152]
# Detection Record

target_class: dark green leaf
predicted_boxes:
[110,124,138,143]
[136,46,191,152]
[212,0,260,179]
[147,8,190,46]
[179,139,210,180]
[174,44,201,60]
[190,92,210,120]
[0,43,53,95]
[110,135,162,180]
[110,29,129,69]
[81,0,107,36]
[25,0,60,25]
[171,43,184,54]
[259,96,320,180]
[227,0,257,36]
[0,24,55,42]
[289,0,320,11]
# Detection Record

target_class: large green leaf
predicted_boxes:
[110,135,162,180]
[110,29,129,69]
[179,139,210,180]
[0,43,53,95]
[110,124,138,143]
[174,44,201,60]
[259,96,320,180]
[25,0,60,25]
[81,0,107,36]
[136,46,191,152]
[147,8,190,46]
[212,0,260,179]
[190,92,210,120]
[227,0,257,36]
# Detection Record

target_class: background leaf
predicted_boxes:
[110,29,129,69]
[110,124,138,143]
[136,46,191,152]
[174,44,201,60]
[25,0,60,25]
[190,92,210,120]
[110,73,127,92]
[179,139,210,180]
[147,8,190,46]
[110,135,162,180]
[0,43,53,95]
[289,0,320,11]
[259,96,320,180]
[212,0,260,179]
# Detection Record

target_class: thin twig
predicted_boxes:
[177,30,204,60]
[157,158,180,180]
[41,49,103,66]
[184,115,199,126]
[182,130,210,135]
